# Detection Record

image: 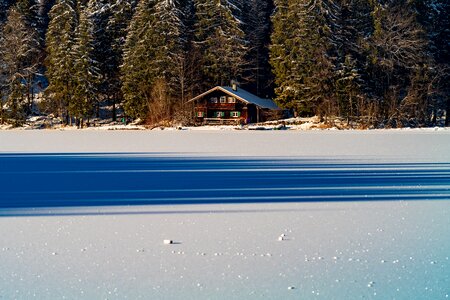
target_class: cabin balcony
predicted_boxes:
[202,118,242,125]
[207,103,236,110]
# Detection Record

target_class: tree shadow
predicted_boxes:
[1,153,449,215]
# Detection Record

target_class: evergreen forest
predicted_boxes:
[0,0,449,128]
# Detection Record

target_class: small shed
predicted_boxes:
[187,86,282,125]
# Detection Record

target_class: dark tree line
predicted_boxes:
[271,0,449,127]
[0,0,448,127]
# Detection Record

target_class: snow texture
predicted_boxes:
[0,130,449,299]
[0,129,449,160]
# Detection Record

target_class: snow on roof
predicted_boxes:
[188,86,280,110]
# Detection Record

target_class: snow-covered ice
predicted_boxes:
[0,129,449,160]
[0,201,449,299]
[0,130,449,299]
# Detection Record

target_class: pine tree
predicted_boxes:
[270,0,335,116]
[86,0,113,118]
[330,0,372,121]
[34,0,56,71]
[105,0,137,120]
[121,0,186,121]
[173,0,196,106]
[269,0,292,107]
[241,0,274,97]
[0,6,40,125]
[16,0,39,26]
[71,4,99,126]
[193,0,247,89]
[335,54,363,124]
[18,0,44,112]
[416,0,450,125]
[435,1,450,126]
[45,0,78,122]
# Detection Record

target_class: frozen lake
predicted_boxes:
[0,130,449,299]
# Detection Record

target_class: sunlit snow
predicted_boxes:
[0,130,449,299]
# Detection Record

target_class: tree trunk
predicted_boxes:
[112,94,116,121]
[431,108,437,126]
[446,99,450,127]
[96,101,100,118]
[0,93,4,124]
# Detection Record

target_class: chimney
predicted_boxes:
[231,80,238,91]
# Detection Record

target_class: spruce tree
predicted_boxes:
[16,0,39,26]
[331,0,372,121]
[269,0,293,108]
[174,0,196,105]
[86,0,113,117]
[335,54,363,123]
[0,7,40,124]
[193,0,247,89]
[270,0,335,116]
[121,0,185,121]
[417,0,449,125]
[241,0,274,97]
[106,0,137,120]
[71,4,99,125]
[45,0,77,122]
[16,0,43,113]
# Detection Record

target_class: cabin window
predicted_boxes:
[215,111,225,118]
[228,97,236,103]
[197,111,205,118]
[220,96,227,103]
[210,97,218,104]
[230,111,241,118]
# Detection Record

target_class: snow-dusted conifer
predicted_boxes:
[121,0,186,121]
[71,4,99,124]
[270,0,335,116]
[328,0,372,120]
[106,0,137,120]
[15,0,39,27]
[241,0,273,97]
[85,0,113,116]
[0,6,40,124]
[175,0,196,104]
[334,54,363,123]
[417,0,449,125]
[193,0,247,89]
[45,0,78,121]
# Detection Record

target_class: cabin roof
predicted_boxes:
[187,86,280,110]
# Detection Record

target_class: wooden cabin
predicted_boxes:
[187,86,281,125]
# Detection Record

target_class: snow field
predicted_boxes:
[0,201,449,299]
[0,130,449,299]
